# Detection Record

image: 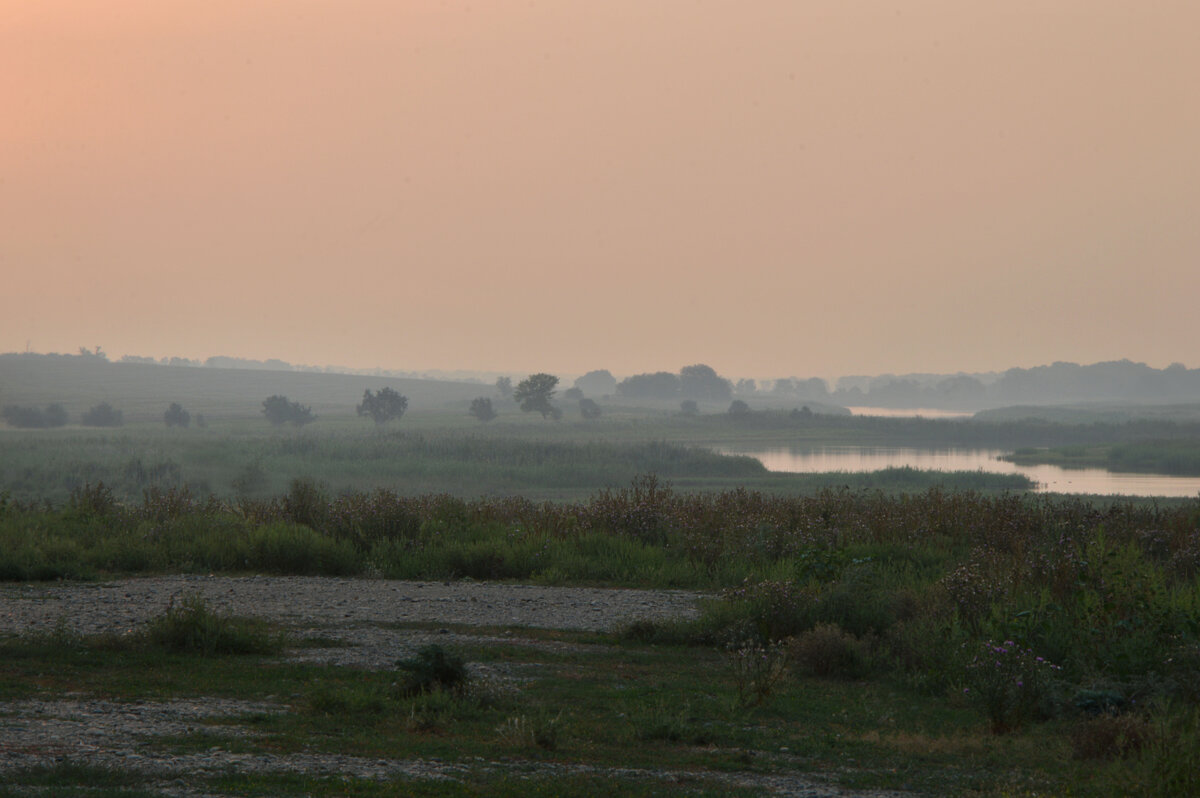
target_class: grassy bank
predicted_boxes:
[1004,440,1200,477]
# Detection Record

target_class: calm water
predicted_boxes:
[845,406,974,419]
[724,446,1200,498]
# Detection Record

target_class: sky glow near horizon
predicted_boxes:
[2,1,1198,381]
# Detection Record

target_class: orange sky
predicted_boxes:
[2,1,1198,380]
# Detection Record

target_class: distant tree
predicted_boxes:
[616,371,680,400]
[164,402,191,428]
[357,387,408,424]
[514,373,560,419]
[469,397,497,422]
[194,413,208,429]
[680,364,733,402]
[574,369,617,397]
[679,399,699,416]
[81,402,123,427]
[495,377,514,401]
[262,395,315,427]
[2,403,68,429]
[727,399,750,416]
[579,398,602,420]
[791,405,813,420]
[563,387,583,401]
[735,378,757,395]
[772,378,796,395]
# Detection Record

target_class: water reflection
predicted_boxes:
[845,407,974,419]
[723,446,1200,498]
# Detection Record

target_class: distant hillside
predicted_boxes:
[0,353,486,423]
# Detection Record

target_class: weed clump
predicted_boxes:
[395,644,469,697]
[787,623,872,680]
[144,594,283,656]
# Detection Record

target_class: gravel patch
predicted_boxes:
[0,574,704,637]
[0,577,914,796]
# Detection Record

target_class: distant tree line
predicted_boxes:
[2,403,69,429]
[615,364,733,403]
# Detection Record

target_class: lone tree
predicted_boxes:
[262,395,315,427]
[727,399,750,416]
[514,373,560,419]
[495,376,514,400]
[357,387,408,424]
[164,402,191,428]
[469,396,497,422]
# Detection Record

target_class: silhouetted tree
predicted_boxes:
[495,376,514,400]
[262,395,315,426]
[579,398,602,419]
[514,373,560,419]
[616,371,680,400]
[574,369,617,397]
[727,399,750,416]
[82,402,123,427]
[680,364,733,401]
[563,387,583,401]
[735,378,757,395]
[164,402,191,428]
[469,397,497,422]
[357,387,408,424]
[680,399,699,416]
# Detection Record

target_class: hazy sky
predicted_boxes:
[3,1,1197,380]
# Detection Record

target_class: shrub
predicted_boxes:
[469,397,497,422]
[163,403,191,428]
[726,640,790,707]
[261,395,315,426]
[788,623,872,680]
[356,387,408,424]
[81,402,123,427]
[1070,712,1151,760]
[395,644,469,697]
[963,639,1062,733]
[144,594,282,656]
[1,404,68,428]
[579,398,602,420]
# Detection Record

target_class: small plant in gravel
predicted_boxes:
[394,644,469,697]
[963,639,1061,733]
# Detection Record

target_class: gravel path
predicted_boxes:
[0,574,705,637]
[0,577,913,796]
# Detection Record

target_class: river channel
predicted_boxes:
[723,447,1200,498]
